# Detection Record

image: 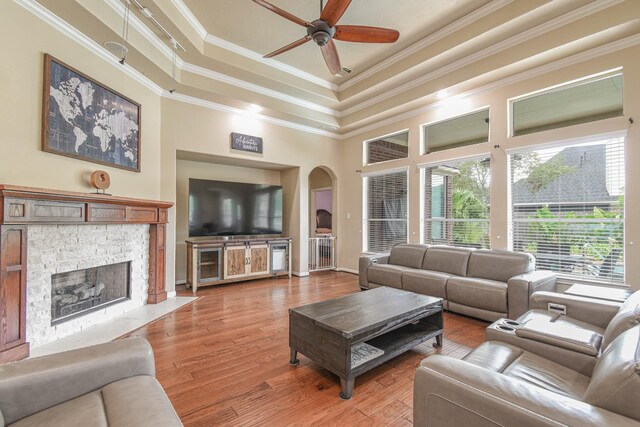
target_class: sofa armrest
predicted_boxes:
[414,355,637,427]
[529,291,621,329]
[358,254,389,288]
[0,338,155,425]
[507,270,557,320]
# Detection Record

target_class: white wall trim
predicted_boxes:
[167,291,177,298]
[340,33,640,140]
[337,268,359,275]
[181,62,340,117]
[337,0,513,92]
[16,0,164,96]
[163,92,341,138]
[203,33,338,91]
[340,0,626,117]
[169,0,207,40]
[292,271,310,277]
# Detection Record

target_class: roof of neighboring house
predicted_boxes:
[512,144,616,205]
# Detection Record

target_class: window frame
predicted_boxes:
[420,107,490,155]
[362,166,410,254]
[507,132,626,285]
[362,129,410,166]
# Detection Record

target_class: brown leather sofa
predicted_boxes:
[359,244,556,321]
[0,338,182,427]
[414,323,640,426]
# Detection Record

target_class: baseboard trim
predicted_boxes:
[175,279,186,285]
[167,291,177,298]
[292,271,310,277]
[337,268,359,275]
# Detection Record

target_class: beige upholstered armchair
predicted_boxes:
[0,338,182,427]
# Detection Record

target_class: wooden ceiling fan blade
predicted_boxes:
[320,0,352,27]
[264,36,311,58]
[252,0,310,27]
[334,25,400,43]
[320,39,341,75]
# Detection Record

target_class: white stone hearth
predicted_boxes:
[27,224,150,348]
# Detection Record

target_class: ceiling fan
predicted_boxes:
[252,0,400,75]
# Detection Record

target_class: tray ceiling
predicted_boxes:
[31,0,640,136]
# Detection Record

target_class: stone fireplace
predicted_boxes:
[27,224,150,348]
[51,261,131,325]
[0,184,172,363]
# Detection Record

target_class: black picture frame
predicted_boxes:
[42,54,141,172]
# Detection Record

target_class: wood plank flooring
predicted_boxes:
[124,271,488,426]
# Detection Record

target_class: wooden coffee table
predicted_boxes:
[289,286,443,399]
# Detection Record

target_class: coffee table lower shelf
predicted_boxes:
[289,308,443,399]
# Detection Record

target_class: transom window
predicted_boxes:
[364,131,409,165]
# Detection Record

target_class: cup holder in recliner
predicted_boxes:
[503,320,521,327]
[497,324,516,332]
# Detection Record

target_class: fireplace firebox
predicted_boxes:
[51,261,131,325]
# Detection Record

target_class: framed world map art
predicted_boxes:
[42,54,141,172]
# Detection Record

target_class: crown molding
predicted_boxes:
[181,62,340,117]
[203,33,339,91]
[169,0,207,39]
[16,0,164,96]
[106,0,185,69]
[339,0,626,117]
[106,0,340,117]
[170,0,337,91]
[163,92,341,139]
[339,33,640,140]
[337,0,513,92]
[16,0,342,140]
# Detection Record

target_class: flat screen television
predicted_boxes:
[188,178,283,237]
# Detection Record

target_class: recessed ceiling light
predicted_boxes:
[247,104,263,113]
[436,90,449,100]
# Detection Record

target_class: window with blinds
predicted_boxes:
[512,73,623,137]
[422,158,490,248]
[364,170,408,253]
[510,137,625,284]
[364,131,409,165]
[423,109,489,154]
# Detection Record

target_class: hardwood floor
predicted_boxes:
[124,271,488,426]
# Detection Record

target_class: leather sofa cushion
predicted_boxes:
[447,277,507,313]
[467,250,534,282]
[464,341,590,400]
[515,320,603,356]
[517,310,606,336]
[583,325,640,421]
[402,270,450,299]
[462,341,522,372]
[367,264,408,289]
[601,290,640,351]
[422,246,474,277]
[388,244,428,269]
[9,376,180,427]
[503,350,590,399]
[10,391,107,427]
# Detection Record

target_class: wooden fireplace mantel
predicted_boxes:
[0,184,174,363]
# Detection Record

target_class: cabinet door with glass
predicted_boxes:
[198,248,222,283]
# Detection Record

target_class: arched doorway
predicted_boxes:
[308,166,337,271]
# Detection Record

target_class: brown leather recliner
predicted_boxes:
[414,324,640,426]
[0,338,182,427]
